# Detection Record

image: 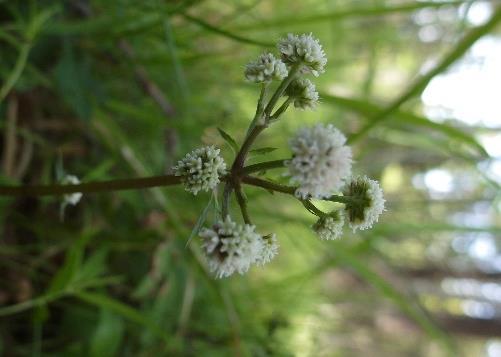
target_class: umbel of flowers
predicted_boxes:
[31,33,385,279]
[167,33,385,278]
[313,211,345,241]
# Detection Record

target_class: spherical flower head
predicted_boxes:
[61,175,82,206]
[286,124,352,199]
[256,234,279,266]
[277,33,327,76]
[312,212,344,240]
[173,146,227,195]
[285,78,319,110]
[343,176,385,232]
[199,216,264,279]
[245,53,288,83]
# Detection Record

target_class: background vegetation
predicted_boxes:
[1,0,500,355]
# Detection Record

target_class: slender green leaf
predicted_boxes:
[47,231,94,294]
[75,248,108,283]
[54,41,96,120]
[90,310,124,357]
[349,6,501,143]
[217,127,239,154]
[47,12,161,37]
[75,291,168,342]
[374,222,501,235]
[0,42,31,104]
[162,16,190,100]
[83,160,115,181]
[104,99,165,124]
[182,13,274,47]
[323,93,488,157]
[186,195,214,248]
[232,1,467,31]
[0,291,65,317]
[249,147,277,156]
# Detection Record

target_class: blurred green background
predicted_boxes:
[1,0,501,356]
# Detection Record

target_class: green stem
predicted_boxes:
[241,175,364,205]
[241,175,295,195]
[221,181,233,218]
[232,65,299,173]
[241,159,287,175]
[301,200,325,217]
[263,64,300,117]
[326,194,358,204]
[234,182,251,224]
[246,83,268,137]
[270,96,293,121]
[232,124,267,170]
[0,175,182,197]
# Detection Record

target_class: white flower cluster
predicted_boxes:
[312,212,344,240]
[256,234,279,265]
[61,175,82,206]
[343,175,385,232]
[278,33,327,76]
[173,146,227,195]
[286,124,352,199]
[285,78,319,110]
[199,217,278,278]
[245,53,288,83]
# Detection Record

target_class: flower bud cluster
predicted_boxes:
[173,146,227,195]
[343,176,385,232]
[245,53,288,83]
[312,212,344,240]
[199,217,278,278]
[245,33,325,114]
[256,234,279,265]
[286,123,352,199]
[285,78,319,110]
[277,33,327,76]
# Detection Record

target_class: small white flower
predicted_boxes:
[173,146,227,195]
[312,212,344,240]
[61,175,82,206]
[277,33,327,76]
[199,216,264,279]
[285,78,319,110]
[343,176,385,232]
[256,234,279,265]
[286,124,352,199]
[245,53,288,83]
